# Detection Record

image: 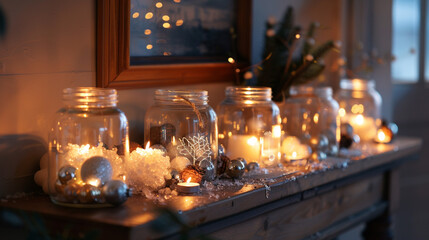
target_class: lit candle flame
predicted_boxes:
[354,114,365,126]
[145,141,150,150]
[186,177,191,183]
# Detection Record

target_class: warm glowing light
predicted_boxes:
[144,29,152,35]
[228,57,235,64]
[377,130,386,142]
[295,33,301,39]
[272,125,282,138]
[351,104,364,114]
[132,12,140,18]
[228,132,232,137]
[145,12,153,19]
[162,15,170,21]
[186,177,191,183]
[87,178,100,187]
[244,100,254,105]
[163,22,171,28]
[313,113,319,124]
[172,136,176,145]
[218,133,225,139]
[156,2,163,8]
[339,108,346,117]
[174,0,181,2]
[146,44,153,50]
[122,175,126,181]
[303,112,308,119]
[354,114,365,126]
[292,152,297,158]
[176,19,184,26]
[247,136,259,146]
[145,141,151,149]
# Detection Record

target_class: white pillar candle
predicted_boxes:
[227,135,261,163]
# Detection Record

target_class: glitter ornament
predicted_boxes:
[80,156,113,186]
[199,160,215,181]
[308,135,329,153]
[170,156,191,172]
[102,180,131,205]
[58,165,77,184]
[226,159,245,179]
[78,184,102,203]
[246,162,260,172]
[310,151,327,162]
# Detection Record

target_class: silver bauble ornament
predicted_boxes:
[199,160,215,181]
[226,159,245,179]
[150,144,168,156]
[246,162,260,172]
[58,165,77,184]
[102,180,132,205]
[236,157,247,167]
[81,156,113,186]
[78,184,102,203]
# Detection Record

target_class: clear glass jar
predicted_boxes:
[281,86,319,162]
[315,87,340,155]
[144,90,218,181]
[335,79,382,142]
[48,87,130,207]
[217,87,281,167]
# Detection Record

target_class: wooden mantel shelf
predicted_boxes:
[0,137,422,240]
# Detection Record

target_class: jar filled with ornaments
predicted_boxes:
[144,90,218,185]
[281,86,332,163]
[335,79,382,142]
[217,87,282,169]
[48,87,131,207]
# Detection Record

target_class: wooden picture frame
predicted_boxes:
[96,0,251,89]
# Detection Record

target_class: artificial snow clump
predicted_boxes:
[127,147,170,191]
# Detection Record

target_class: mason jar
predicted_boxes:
[48,87,130,207]
[144,90,218,181]
[315,87,340,155]
[335,79,382,142]
[217,87,281,167]
[281,86,320,162]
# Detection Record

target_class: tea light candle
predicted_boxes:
[177,177,200,194]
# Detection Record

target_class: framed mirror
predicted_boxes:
[96,0,251,89]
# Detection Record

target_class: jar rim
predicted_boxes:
[340,78,375,90]
[225,86,272,100]
[154,89,209,104]
[63,87,118,108]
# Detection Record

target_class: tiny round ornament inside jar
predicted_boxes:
[48,87,131,207]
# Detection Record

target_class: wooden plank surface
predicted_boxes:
[0,137,422,239]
